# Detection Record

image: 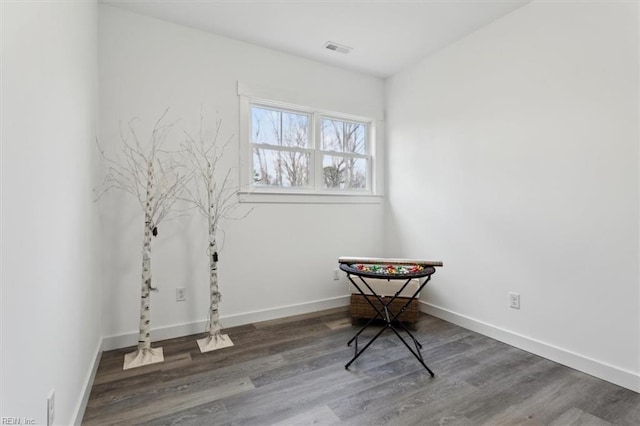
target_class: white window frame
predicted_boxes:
[239,94,382,204]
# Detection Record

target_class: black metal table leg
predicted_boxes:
[388,324,434,377]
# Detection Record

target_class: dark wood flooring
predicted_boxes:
[83,308,640,425]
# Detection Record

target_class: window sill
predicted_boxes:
[238,191,383,204]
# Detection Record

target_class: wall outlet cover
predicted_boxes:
[176,287,187,302]
[509,292,520,310]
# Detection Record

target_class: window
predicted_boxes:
[252,106,312,188]
[245,100,375,197]
[320,117,368,191]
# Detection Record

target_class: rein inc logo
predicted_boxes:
[1,418,35,425]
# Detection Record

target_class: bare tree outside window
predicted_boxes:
[252,106,310,187]
[321,118,368,190]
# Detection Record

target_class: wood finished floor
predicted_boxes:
[84,308,640,425]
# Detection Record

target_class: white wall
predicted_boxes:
[1,1,101,424]
[98,5,385,346]
[386,1,639,390]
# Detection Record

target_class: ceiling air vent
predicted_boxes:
[324,41,352,54]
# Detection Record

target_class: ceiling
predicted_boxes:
[102,0,532,78]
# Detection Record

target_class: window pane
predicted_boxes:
[251,107,280,145]
[321,118,367,154]
[252,106,310,148]
[322,155,367,190]
[321,119,343,152]
[281,111,309,148]
[253,148,310,187]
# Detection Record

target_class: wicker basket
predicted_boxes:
[350,294,419,329]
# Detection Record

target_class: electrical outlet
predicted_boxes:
[509,292,520,310]
[47,390,55,426]
[333,269,340,281]
[176,287,187,302]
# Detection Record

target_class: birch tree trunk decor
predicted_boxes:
[201,210,233,352]
[96,109,189,370]
[183,114,250,353]
[137,159,157,362]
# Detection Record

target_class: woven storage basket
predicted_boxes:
[350,294,419,329]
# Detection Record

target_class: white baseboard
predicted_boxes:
[102,295,351,351]
[419,301,640,393]
[73,340,102,425]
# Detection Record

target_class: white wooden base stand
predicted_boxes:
[123,347,164,370]
[197,334,234,353]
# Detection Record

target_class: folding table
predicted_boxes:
[338,257,443,376]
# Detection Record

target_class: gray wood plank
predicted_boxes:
[550,407,612,426]
[85,376,254,425]
[272,405,343,426]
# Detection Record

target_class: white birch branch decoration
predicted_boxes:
[95,108,190,370]
[182,112,252,353]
